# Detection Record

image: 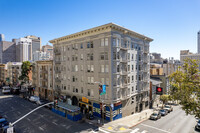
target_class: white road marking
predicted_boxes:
[141,130,148,133]
[52,121,58,125]
[131,128,140,133]
[39,127,44,131]
[141,124,171,133]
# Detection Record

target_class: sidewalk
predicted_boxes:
[99,109,153,133]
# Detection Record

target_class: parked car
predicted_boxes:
[195,120,200,131]
[36,99,49,105]
[29,96,40,103]
[150,111,161,120]
[2,86,11,94]
[11,87,20,95]
[159,109,168,116]
[164,105,173,113]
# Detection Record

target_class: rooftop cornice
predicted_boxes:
[49,23,153,44]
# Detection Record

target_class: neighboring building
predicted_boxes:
[34,60,54,101]
[180,50,200,70]
[6,62,22,86]
[42,44,53,59]
[198,31,200,53]
[150,63,163,75]
[0,34,5,41]
[16,38,32,62]
[25,35,41,57]
[150,53,163,64]
[32,51,51,61]
[0,40,16,63]
[32,44,53,61]
[49,23,153,121]
[0,64,7,85]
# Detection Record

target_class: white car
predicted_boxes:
[2,86,11,94]
[29,96,40,103]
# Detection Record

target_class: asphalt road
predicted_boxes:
[131,105,199,133]
[0,92,97,133]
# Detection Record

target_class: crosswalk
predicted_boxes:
[131,128,148,133]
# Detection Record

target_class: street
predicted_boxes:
[131,105,198,133]
[0,92,97,133]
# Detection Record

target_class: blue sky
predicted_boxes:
[0,0,200,59]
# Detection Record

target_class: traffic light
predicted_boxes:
[156,87,163,95]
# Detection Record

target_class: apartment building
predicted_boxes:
[16,38,32,62]
[34,60,54,101]
[0,64,7,85]
[0,39,16,64]
[25,35,41,56]
[49,23,153,121]
[150,64,163,75]
[6,62,22,86]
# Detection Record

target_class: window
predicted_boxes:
[132,76,134,82]
[88,77,91,84]
[87,54,90,60]
[76,88,78,93]
[101,39,104,46]
[64,86,66,90]
[91,77,94,84]
[73,86,75,92]
[105,65,109,72]
[132,65,134,71]
[132,86,134,92]
[91,41,93,48]
[117,65,120,72]
[132,54,134,60]
[81,87,83,93]
[91,65,94,72]
[113,38,116,46]
[80,54,83,60]
[75,65,78,72]
[90,53,93,60]
[131,97,134,104]
[80,44,83,49]
[100,52,104,60]
[87,65,90,72]
[87,42,90,48]
[88,89,90,96]
[113,52,116,60]
[101,65,104,73]
[116,38,120,47]
[72,76,75,82]
[105,38,108,46]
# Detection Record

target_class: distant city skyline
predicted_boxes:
[1,0,200,60]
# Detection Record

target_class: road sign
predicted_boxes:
[7,126,14,133]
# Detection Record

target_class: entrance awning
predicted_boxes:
[57,101,80,112]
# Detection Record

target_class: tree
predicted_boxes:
[169,58,200,118]
[19,61,32,85]
[160,95,169,108]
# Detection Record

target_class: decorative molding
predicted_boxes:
[49,23,153,45]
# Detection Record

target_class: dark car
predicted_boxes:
[11,87,20,95]
[159,109,168,116]
[195,120,200,131]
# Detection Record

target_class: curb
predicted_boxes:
[129,118,149,129]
